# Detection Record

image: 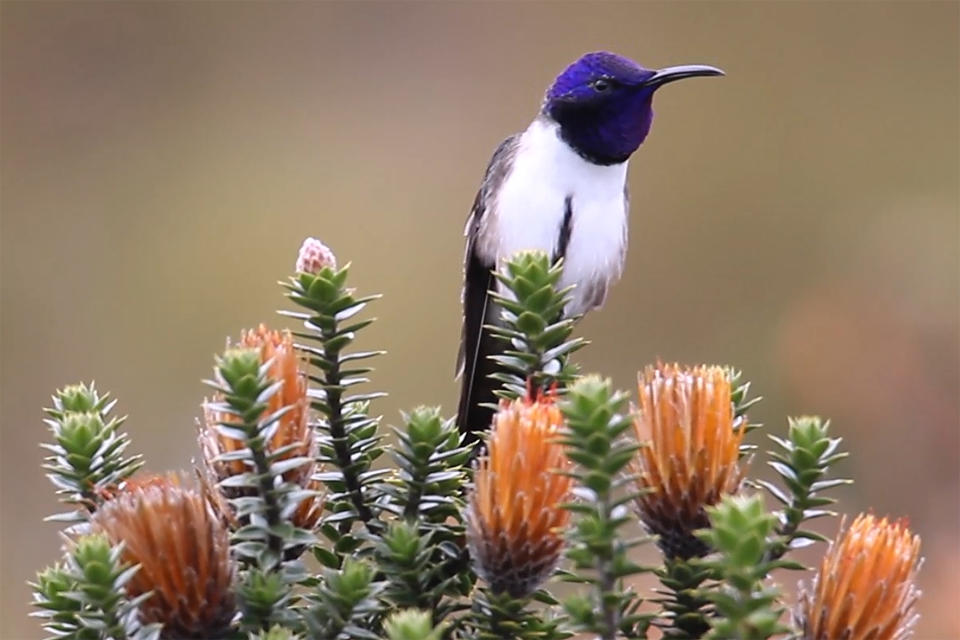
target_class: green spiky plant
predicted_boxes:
[205,347,317,631]
[31,534,160,640]
[558,376,652,640]
[280,258,387,538]
[486,251,586,401]
[41,384,143,524]
[30,239,919,640]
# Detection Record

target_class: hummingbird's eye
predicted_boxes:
[591,78,612,93]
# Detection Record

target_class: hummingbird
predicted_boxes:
[455,51,723,444]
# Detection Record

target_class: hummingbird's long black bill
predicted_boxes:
[643,64,725,89]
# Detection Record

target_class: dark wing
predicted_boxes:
[455,135,519,445]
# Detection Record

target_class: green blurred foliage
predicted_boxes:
[1,2,956,638]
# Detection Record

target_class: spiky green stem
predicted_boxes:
[758,416,850,563]
[487,251,586,400]
[559,376,651,640]
[282,264,385,537]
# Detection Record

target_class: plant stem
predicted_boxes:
[599,504,619,640]
[322,335,374,527]
[249,439,285,562]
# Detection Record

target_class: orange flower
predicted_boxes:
[797,513,921,640]
[91,474,235,639]
[466,397,572,597]
[632,363,745,559]
[199,325,322,531]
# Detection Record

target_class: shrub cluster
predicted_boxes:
[32,239,921,640]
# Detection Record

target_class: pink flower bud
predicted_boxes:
[296,237,337,274]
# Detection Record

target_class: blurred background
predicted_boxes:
[2,2,957,637]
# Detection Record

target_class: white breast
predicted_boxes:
[480,117,629,317]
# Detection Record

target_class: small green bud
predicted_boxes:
[62,534,131,615]
[56,384,100,413]
[565,376,622,417]
[406,406,444,444]
[32,564,79,613]
[251,625,300,640]
[703,495,775,561]
[338,557,374,599]
[31,564,93,639]
[500,251,564,318]
[70,534,114,580]
[562,594,596,625]
[58,412,106,460]
[219,348,262,389]
[239,570,290,624]
[383,609,444,640]
[251,626,300,640]
[383,521,422,560]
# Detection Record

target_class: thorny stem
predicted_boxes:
[249,437,285,563]
[80,483,101,515]
[599,501,619,640]
[99,594,127,640]
[523,342,550,397]
[600,567,617,639]
[475,589,526,640]
[764,490,819,564]
[402,484,421,521]
[660,559,711,638]
[764,527,796,564]
[488,602,509,638]
[321,332,374,529]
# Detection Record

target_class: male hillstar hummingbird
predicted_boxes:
[456,51,723,443]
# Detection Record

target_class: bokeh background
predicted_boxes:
[2,2,957,637]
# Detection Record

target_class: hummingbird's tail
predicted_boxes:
[456,324,500,449]
[455,259,500,448]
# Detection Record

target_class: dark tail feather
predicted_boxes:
[456,254,499,448]
[456,325,501,448]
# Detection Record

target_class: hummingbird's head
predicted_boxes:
[543,51,723,165]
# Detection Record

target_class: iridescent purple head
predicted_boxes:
[543,52,723,165]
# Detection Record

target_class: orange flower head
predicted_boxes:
[632,363,746,559]
[466,397,572,598]
[797,513,922,640]
[199,325,322,531]
[91,473,235,638]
